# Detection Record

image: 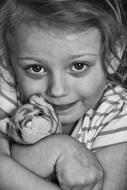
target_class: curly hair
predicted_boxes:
[0,0,127,87]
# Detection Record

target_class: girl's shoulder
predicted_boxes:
[91,84,127,151]
[102,83,127,105]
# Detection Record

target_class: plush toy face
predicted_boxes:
[8,95,62,144]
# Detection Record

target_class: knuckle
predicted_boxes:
[90,166,104,184]
[96,167,104,182]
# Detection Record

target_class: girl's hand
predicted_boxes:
[54,135,104,190]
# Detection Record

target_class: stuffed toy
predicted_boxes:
[0,95,62,144]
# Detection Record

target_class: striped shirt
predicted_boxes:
[72,84,127,151]
[0,57,18,115]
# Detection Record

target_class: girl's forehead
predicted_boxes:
[15,23,101,59]
[16,22,101,42]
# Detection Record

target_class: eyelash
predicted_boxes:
[70,62,89,73]
[25,64,46,74]
[24,62,89,77]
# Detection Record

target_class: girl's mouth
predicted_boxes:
[53,102,77,114]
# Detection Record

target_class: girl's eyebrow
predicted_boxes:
[18,53,99,62]
[18,57,47,64]
[70,53,99,59]
[18,57,42,61]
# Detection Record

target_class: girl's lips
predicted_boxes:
[53,101,78,113]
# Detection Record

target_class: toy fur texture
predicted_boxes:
[0,95,62,144]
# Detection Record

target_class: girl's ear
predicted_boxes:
[107,45,124,74]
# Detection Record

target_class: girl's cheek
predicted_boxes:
[21,82,42,99]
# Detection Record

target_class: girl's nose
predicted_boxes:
[46,73,69,98]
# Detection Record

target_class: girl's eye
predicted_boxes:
[25,64,45,74]
[71,62,88,73]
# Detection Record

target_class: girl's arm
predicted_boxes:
[0,136,61,190]
[12,135,127,190]
[95,142,127,190]
[11,134,104,190]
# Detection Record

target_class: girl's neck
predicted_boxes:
[62,122,76,135]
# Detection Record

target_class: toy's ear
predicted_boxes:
[107,45,124,74]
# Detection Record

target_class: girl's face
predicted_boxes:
[12,23,106,129]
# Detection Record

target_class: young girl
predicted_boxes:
[0,0,127,189]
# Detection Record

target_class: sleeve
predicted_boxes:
[0,60,17,115]
[0,90,17,115]
[92,101,127,152]
[92,114,127,151]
